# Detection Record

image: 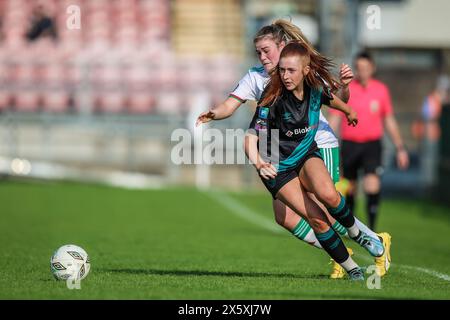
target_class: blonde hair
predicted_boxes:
[253,19,312,46]
[254,19,339,95]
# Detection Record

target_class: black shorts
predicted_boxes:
[341,139,382,180]
[260,148,322,199]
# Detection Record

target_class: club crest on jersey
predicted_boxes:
[259,107,269,119]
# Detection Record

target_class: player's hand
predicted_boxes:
[195,110,215,126]
[397,149,409,170]
[257,162,277,180]
[346,109,358,126]
[339,63,354,86]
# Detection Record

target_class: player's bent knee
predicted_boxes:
[273,200,287,226]
[274,211,286,226]
[317,189,340,208]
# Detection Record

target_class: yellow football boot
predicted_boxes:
[330,248,354,279]
[375,232,392,277]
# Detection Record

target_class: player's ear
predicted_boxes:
[303,65,311,76]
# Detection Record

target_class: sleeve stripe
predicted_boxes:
[228,94,246,103]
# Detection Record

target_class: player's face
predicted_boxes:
[355,58,375,83]
[255,38,284,73]
[279,55,309,91]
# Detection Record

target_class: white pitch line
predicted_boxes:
[204,190,284,234]
[399,265,450,282]
[206,189,450,284]
[356,253,450,282]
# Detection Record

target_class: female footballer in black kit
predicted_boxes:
[245,41,385,280]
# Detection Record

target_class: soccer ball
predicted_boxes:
[50,244,90,281]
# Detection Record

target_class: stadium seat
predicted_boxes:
[14,88,40,112]
[156,55,177,90]
[3,37,40,110]
[208,56,238,92]
[115,26,138,48]
[0,0,189,115]
[155,91,181,115]
[36,61,69,113]
[0,90,10,111]
[128,91,155,114]
[90,61,125,113]
[97,90,126,113]
[42,88,70,113]
[178,56,207,90]
[124,59,155,114]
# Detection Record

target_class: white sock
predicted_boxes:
[340,255,359,272]
[291,219,323,249]
[354,217,379,239]
[346,222,360,238]
[302,229,323,249]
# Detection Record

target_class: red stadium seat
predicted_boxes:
[42,89,70,113]
[0,0,174,115]
[155,91,181,115]
[128,91,155,114]
[38,63,65,85]
[115,26,138,48]
[90,62,126,113]
[97,90,126,113]
[179,56,207,90]
[0,90,10,111]
[156,55,177,90]
[208,56,239,92]
[14,89,40,112]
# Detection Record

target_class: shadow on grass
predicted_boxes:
[100,268,329,280]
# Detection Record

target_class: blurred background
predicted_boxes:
[0,0,449,205]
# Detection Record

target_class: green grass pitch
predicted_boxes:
[0,180,449,299]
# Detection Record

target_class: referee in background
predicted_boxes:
[329,52,409,231]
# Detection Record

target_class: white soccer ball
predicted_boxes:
[50,244,90,281]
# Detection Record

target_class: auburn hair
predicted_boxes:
[259,41,336,107]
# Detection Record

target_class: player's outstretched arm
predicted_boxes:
[327,93,358,127]
[334,63,354,103]
[195,97,242,126]
[244,133,277,180]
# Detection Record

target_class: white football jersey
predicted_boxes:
[230,66,339,148]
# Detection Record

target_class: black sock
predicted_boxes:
[315,228,349,264]
[367,192,380,231]
[328,193,356,229]
[346,193,355,216]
